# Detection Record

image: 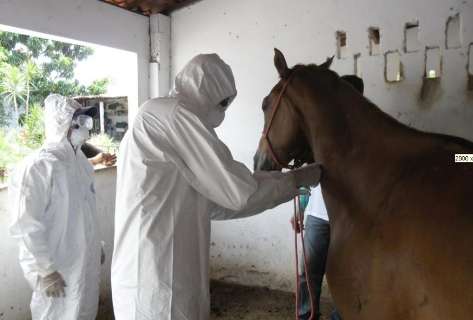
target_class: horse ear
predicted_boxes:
[341,75,364,94]
[319,56,334,69]
[274,48,289,78]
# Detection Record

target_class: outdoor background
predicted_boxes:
[0,30,133,183]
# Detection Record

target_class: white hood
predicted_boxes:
[171,54,237,127]
[44,94,82,144]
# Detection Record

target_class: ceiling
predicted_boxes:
[99,0,197,16]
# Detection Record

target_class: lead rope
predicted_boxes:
[294,195,316,320]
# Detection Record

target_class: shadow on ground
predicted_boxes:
[97,280,336,320]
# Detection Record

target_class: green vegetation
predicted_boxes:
[0,31,109,124]
[18,104,45,149]
[89,133,120,154]
[0,129,31,183]
[0,105,45,182]
[0,30,111,182]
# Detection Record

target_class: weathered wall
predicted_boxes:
[0,167,116,319]
[171,0,473,291]
[0,0,150,119]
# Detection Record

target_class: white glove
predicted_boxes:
[39,271,66,298]
[291,163,322,188]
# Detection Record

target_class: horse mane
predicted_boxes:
[294,62,473,149]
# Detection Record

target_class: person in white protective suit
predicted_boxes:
[111,54,322,320]
[9,94,104,320]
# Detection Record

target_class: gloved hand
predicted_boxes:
[89,152,117,166]
[291,163,322,188]
[290,215,303,233]
[39,271,66,298]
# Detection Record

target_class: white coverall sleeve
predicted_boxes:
[9,160,56,277]
[210,170,299,220]
[154,107,258,211]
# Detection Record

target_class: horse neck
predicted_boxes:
[297,84,414,220]
[298,90,392,166]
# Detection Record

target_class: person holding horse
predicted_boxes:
[111,53,322,320]
[292,185,342,320]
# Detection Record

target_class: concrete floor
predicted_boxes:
[97,280,336,320]
[210,280,335,320]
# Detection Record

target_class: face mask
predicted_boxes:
[207,109,225,128]
[69,127,90,148]
[69,115,93,148]
[206,96,233,128]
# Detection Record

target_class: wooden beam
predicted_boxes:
[99,0,198,15]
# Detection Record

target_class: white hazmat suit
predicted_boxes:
[9,94,101,320]
[111,54,315,320]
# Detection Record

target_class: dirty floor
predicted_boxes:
[210,280,335,320]
[97,280,336,320]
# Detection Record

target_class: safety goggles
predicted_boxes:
[71,115,93,130]
[219,97,231,108]
[219,95,235,109]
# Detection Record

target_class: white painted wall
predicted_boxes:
[0,0,150,119]
[0,167,116,319]
[171,0,473,290]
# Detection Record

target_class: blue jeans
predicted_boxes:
[298,216,342,320]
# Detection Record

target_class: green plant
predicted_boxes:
[0,30,112,175]
[0,63,26,115]
[23,59,39,114]
[88,133,119,154]
[0,31,109,114]
[19,104,45,149]
[87,78,110,96]
[0,128,34,182]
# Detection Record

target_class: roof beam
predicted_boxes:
[99,0,197,16]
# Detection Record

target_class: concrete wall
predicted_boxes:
[0,0,150,119]
[171,0,473,291]
[0,167,116,319]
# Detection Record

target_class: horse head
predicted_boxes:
[253,49,364,172]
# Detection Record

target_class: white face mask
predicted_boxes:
[69,127,90,148]
[69,115,93,148]
[206,97,233,128]
[207,109,225,128]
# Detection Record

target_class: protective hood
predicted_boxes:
[171,54,237,127]
[44,94,82,144]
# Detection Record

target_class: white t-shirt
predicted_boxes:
[305,185,329,221]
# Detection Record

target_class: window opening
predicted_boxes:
[425,47,442,79]
[446,13,462,49]
[368,27,381,56]
[404,21,420,53]
[336,31,348,59]
[385,51,402,83]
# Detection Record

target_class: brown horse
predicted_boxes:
[254,49,473,320]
